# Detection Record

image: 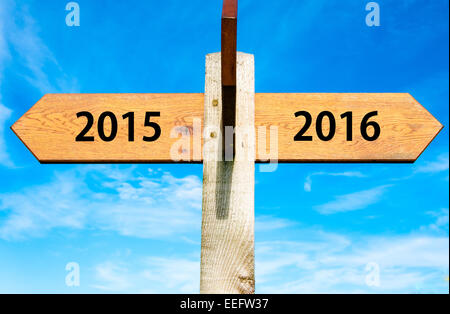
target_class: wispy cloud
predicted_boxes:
[93,261,133,292]
[314,185,391,215]
[421,208,449,234]
[0,166,202,240]
[92,255,200,293]
[0,1,13,167]
[0,1,11,67]
[3,1,78,94]
[256,231,449,294]
[304,172,366,192]
[142,257,200,293]
[0,104,12,167]
[90,229,448,294]
[0,0,79,167]
[415,153,449,174]
[255,215,295,232]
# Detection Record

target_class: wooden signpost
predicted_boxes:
[11,0,443,294]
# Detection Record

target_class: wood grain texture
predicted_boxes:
[221,0,238,157]
[11,93,442,163]
[221,0,237,87]
[11,93,204,163]
[255,93,443,163]
[200,52,255,294]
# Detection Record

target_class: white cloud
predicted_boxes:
[0,0,79,167]
[304,176,312,192]
[88,229,448,294]
[92,255,200,293]
[0,166,202,240]
[421,208,449,234]
[142,257,200,293]
[304,171,366,192]
[0,104,12,167]
[0,1,11,67]
[314,185,391,215]
[91,231,448,294]
[0,1,13,167]
[256,231,449,294]
[255,215,295,232]
[93,262,133,292]
[0,165,300,240]
[3,2,78,94]
[415,153,449,174]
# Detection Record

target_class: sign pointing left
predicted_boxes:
[11,93,205,163]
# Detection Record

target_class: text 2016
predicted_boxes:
[294,111,380,142]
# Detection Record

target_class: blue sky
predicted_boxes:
[0,0,448,293]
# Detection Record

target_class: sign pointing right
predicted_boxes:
[256,93,443,163]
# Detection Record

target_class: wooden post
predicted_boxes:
[221,0,237,88]
[200,52,255,294]
[221,0,238,159]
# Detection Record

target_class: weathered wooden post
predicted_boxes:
[200,0,256,294]
[201,52,255,294]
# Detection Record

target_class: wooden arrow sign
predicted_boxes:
[11,93,204,163]
[11,93,442,163]
[256,93,443,163]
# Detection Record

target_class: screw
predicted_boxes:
[212,99,219,107]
